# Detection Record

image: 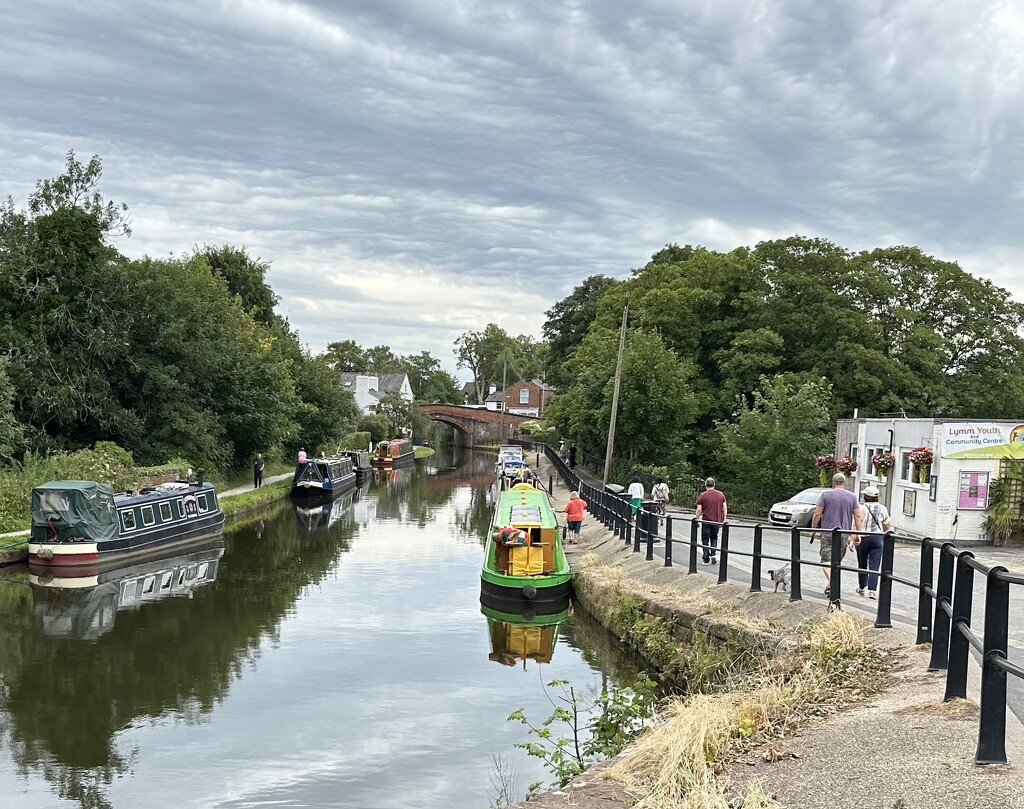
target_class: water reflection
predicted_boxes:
[482,597,572,670]
[29,539,225,640]
[0,449,639,809]
[291,484,359,532]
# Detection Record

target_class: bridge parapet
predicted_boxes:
[419,404,533,447]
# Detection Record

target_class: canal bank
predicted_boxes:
[516,458,1024,809]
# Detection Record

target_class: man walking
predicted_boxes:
[810,472,862,597]
[253,453,265,488]
[695,478,727,565]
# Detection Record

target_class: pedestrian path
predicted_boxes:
[219,472,291,498]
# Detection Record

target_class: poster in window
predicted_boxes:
[903,488,916,517]
[957,471,990,510]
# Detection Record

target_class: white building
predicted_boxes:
[836,418,1024,543]
[340,372,413,415]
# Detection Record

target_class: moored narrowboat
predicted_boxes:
[371,438,415,469]
[290,454,357,499]
[341,449,373,480]
[29,479,225,569]
[481,483,571,603]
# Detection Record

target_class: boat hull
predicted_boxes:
[289,472,357,499]
[29,514,225,569]
[371,454,415,469]
[480,578,572,609]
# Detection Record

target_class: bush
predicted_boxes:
[338,431,372,451]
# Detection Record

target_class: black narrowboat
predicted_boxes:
[342,449,373,480]
[290,453,357,499]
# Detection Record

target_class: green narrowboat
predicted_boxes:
[481,483,571,603]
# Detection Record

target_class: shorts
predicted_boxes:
[568,520,582,533]
[817,533,850,565]
[630,497,641,515]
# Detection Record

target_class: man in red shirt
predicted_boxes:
[695,478,727,565]
[564,491,587,544]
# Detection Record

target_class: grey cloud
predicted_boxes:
[1,0,1022,368]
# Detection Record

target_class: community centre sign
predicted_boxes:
[940,422,1024,459]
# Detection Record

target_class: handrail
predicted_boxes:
[538,442,1024,767]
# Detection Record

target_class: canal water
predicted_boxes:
[0,449,640,809]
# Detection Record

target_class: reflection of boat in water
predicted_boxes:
[28,538,225,640]
[292,485,357,531]
[482,483,571,604]
[481,596,571,669]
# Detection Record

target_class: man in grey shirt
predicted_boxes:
[811,472,862,595]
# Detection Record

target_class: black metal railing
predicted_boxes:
[539,443,1024,766]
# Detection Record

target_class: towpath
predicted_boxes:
[524,454,1024,809]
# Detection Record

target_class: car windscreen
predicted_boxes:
[792,489,826,505]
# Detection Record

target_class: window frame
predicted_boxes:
[519,388,530,404]
[141,505,155,526]
[159,501,172,522]
[120,510,137,532]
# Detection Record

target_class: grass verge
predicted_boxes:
[414,446,435,458]
[604,611,889,808]
[221,479,290,519]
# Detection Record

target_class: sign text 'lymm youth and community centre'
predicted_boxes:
[940,422,1024,459]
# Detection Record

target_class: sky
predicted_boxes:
[2,0,1023,375]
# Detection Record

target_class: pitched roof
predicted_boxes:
[486,390,505,402]
[531,378,555,391]
[377,373,409,393]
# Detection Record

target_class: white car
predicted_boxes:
[768,487,830,527]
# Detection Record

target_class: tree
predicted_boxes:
[293,355,359,455]
[454,324,528,403]
[357,412,391,445]
[323,340,367,373]
[715,374,835,503]
[0,359,22,461]
[542,274,617,387]
[376,391,414,436]
[198,245,278,326]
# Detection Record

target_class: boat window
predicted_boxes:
[121,510,137,531]
[185,565,198,582]
[331,463,341,479]
[141,505,155,526]
[160,572,173,591]
[197,494,209,513]
[159,502,172,522]
[197,562,209,580]
[122,580,138,601]
[142,575,156,595]
[177,569,187,587]
[176,498,185,517]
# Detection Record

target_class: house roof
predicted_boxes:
[531,378,555,391]
[377,373,409,393]
[486,390,505,402]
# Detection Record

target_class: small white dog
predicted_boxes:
[767,565,790,593]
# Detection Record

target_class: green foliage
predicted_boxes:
[0,358,22,462]
[715,374,835,506]
[611,594,680,672]
[338,431,372,451]
[455,323,544,404]
[542,274,617,387]
[983,463,1024,544]
[376,390,414,436]
[197,244,278,326]
[508,675,656,788]
[356,413,391,445]
[293,355,358,454]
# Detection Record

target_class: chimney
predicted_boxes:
[489,384,496,395]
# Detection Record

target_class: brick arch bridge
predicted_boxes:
[419,404,534,446]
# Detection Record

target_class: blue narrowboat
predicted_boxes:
[28,479,225,569]
[290,453,357,499]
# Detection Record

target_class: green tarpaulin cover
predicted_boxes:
[31,480,119,542]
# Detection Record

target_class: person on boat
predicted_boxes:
[515,466,535,486]
[564,491,587,544]
[297,447,307,464]
[492,526,527,545]
[253,453,265,488]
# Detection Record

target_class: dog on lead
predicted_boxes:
[767,565,790,593]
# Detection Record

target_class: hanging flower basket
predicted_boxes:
[815,454,836,485]
[909,446,933,484]
[872,451,896,476]
[837,455,858,475]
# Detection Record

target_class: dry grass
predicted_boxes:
[605,611,886,809]
[894,698,978,720]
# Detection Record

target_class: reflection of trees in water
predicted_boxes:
[557,606,647,688]
[0,498,359,809]
[453,485,495,544]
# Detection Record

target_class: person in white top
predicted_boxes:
[627,478,645,518]
[857,486,891,599]
[651,477,670,513]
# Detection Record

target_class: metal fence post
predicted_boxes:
[688,519,698,574]
[944,551,975,702]
[977,567,1010,765]
[645,510,655,561]
[928,544,956,672]
[750,524,763,592]
[828,528,842,608]
[874,531,895,629]
[633,507,642,553]
[664,517,673,567]
[548,475,553,494]
[917,538,934,644]
[789,527,802,601]
[625,506,632,548]
[717,523,730,584]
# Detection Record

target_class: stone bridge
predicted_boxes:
[418,404,534,446]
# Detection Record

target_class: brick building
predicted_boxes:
[503,378,555,418]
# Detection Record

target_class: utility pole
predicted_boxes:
[499,357,507,442]
[603,296,629,485]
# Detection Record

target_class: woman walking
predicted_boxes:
[857,486,891,599]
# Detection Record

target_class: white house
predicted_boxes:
[340,372,414,415]
[835,418,1024,543]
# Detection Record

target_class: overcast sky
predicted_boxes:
[2,0,1023,374]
